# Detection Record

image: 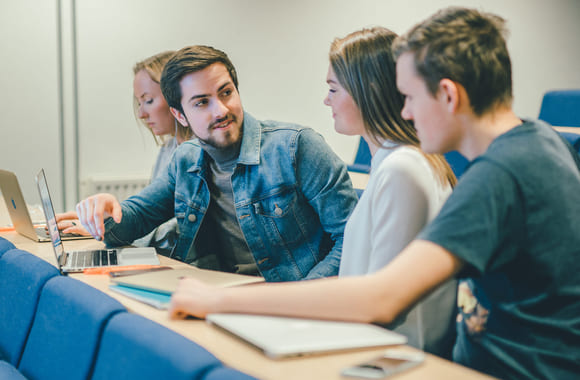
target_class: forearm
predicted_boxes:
[212,274,396,324]
[216,241,463,323]
[171,240,463,324]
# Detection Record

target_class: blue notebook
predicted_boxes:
[109,284,171,309]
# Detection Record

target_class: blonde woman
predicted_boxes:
[59,51,191,254]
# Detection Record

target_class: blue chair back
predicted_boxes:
[347,137,372,174]
[203,366,260,380]
[0,249,59,366]
[558,131,580,153]
[0,237,15,259]
[0,361,27,380]
[444,151,470,179]
[539,89,580,127]
[18,276,126,380]
[348,138,473,180]
[92,312,224,380]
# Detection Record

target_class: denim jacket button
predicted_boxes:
[188,214,197,223]
[274,206,283,216]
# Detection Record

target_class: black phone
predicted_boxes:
[341,350,425,379]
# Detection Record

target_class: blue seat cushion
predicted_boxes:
[348,137,372,174]
[558,131,580,153]
[444,151,470,178]
[92,312,223,380]
[0,237,15,258]
[0,361,27,380]
[203,366,259,380]
[0,249,59,365]
[539,90,580,128]
[18,276,126,380]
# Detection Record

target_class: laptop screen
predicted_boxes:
[35,169,66,268]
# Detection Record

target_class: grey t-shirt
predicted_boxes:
[419,120,580,379]
[189,141,258,276]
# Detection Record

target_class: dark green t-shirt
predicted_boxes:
[419,120,580,379]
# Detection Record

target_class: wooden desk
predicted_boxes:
[348,170,370,190]
[553,126,580,134]
[1,231,494,380]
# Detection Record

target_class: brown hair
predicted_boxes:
[160,45,238,114]
[330,27,456,187]
[392,6,513,116]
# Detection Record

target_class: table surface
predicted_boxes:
[553,126,580,134]
[1,230,494,380]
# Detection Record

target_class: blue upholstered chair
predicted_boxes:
[17,276,126,380]
[538,89,580,128]
[444,151,470,179]
[203,366,260,380]
[0,236,15,259]
[347,137,372,174]
[92,312,229,380]
[558,131,580,153]
[348,137,471,180]
[0,249,59,367]
[0,362,26,380]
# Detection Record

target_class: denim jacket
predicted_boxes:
[103,113,358,282]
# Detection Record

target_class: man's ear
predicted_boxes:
[170,107,188,127]
[438,79,460,113]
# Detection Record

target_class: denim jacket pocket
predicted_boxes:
[251,189,306,246]
[174,195,206,238]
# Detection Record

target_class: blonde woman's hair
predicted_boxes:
[133,51,193,144]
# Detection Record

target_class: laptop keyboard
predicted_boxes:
[36,227,83,239]
[70,249,118,268]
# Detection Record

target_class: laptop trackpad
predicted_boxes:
[117,248,160,265]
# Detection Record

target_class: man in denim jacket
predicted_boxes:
[76,45,358,282]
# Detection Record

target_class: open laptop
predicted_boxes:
[206,313,408,359]
[35,168,160,273]
[0,169,91,242]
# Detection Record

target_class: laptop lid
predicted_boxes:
[0,169,43,241]
[36,169,159,273]
[35,169,68,270]
[112,267,264,295]
[206,313,408,359]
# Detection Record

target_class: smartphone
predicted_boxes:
[108,266,172,278]
[341,349,425,379]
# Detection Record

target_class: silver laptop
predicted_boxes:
[206,313,408,359]
[0,169,91,242]
[36,168,160,273]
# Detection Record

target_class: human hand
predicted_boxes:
[55,210,90,236]
[75,193,122,241]
[169,277,221,319]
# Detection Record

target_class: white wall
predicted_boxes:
[2,0,580,211]
[0,1,61,207]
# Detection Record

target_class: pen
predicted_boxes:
[83,264,163,275]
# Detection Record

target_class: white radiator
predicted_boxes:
[80,176,149,201]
